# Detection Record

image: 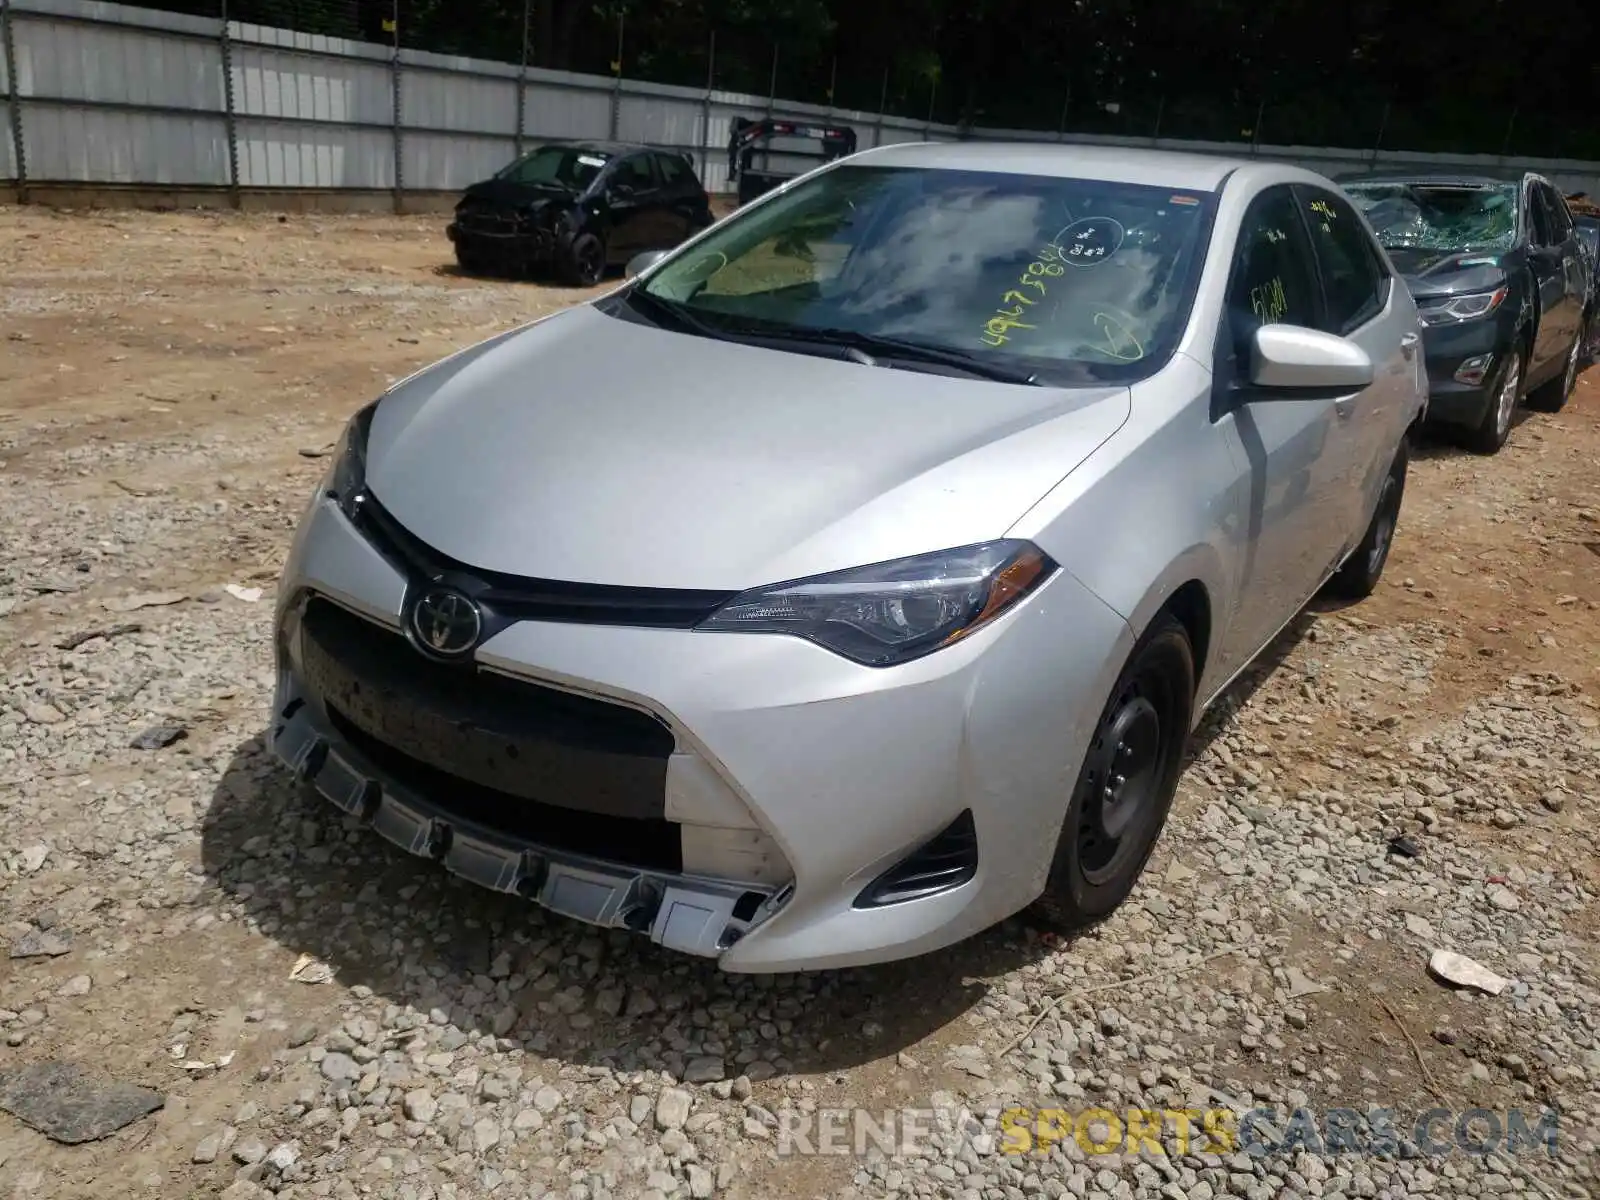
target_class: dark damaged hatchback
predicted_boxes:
[1343,172,1588,454]
[447,142,714,286]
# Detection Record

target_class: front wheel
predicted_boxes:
[559,233,607,287]
[1466,345,1522,454]
[1029,614,1195,932]
[1327,438,1407,600]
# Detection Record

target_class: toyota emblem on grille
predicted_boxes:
[409,587,482,657]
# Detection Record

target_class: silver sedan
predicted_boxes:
[271,142,1427,972]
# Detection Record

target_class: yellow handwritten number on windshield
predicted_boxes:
[981,247,1067,347]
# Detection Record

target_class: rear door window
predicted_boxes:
[1541,184,1575,242]
[1296,186,1389,334]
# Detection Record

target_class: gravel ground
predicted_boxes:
[1,206,1598,1200]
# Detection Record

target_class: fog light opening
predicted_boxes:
[731,891,764,923]
[1454,353,1494,386]
[621,882,663,932]
[424,822,452,861]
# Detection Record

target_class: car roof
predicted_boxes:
[849,141,1256,191]
[1339,171,1523,189]
[543,140,661,157]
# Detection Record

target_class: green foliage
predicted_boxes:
[155,0,1600,157]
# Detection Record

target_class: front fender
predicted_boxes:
[1118,546,1230,702]
[1009,356,1242,709]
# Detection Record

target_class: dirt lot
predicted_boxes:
[1,207,1598,1200]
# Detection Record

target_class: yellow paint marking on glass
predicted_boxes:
[979,247,1066,346]
[1250,277,1289,324]
[1093,313,1145,362]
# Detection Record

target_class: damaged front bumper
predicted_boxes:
[270,672,787,958]
[268,492,1130,971]
[447,219,560,272]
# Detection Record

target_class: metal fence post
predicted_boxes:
[219,0,241,207]
[700,30,714,183]
[873,68,886,149]
[515,0,530,157]
[608,10,622,141]
[924,79,936,140]
[1,0,26,202]
[1498,107,1518,160]
[1248,98,1264,153]
[1150,94,1164,142]
[389,0,402,212]
[765,44,776,119]
[1369,98,1390,165]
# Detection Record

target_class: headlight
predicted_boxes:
[327,402,377,523]
[696,540,1056,667]
[1417,286,1508,327]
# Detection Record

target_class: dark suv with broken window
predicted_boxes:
[1342,172,1588,454]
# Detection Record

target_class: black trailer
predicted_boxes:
[727,117,858,205]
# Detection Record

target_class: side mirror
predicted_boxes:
[1249,324,1375,393]
[625,249,670,279]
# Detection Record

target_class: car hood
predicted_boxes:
[1385,247,1512,300]
[459,179,577,212]
[365,305,1131,590]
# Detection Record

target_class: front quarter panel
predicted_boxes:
[1008,353,1241,708]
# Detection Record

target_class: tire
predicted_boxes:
[1526,334,1581,413]
[1327,438,1407,601]
[559,233,607,287]
[1465,344,1523,455]
[454,245,481,275]
[1029,613,1195,932]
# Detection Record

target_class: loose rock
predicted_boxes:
[0,1062,163,1144]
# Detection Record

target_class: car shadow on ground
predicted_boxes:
[1408,410,1536,461]
[429,262,618,287]
[200,736,1061,1079]
[1184,607,1316,762]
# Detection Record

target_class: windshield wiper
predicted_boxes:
[728,324,1041,385]
[626,288,731,340]
[627,294,1040,384]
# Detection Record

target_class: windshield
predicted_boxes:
[495,145,611,191]
[1344,183,1519,253]
[635,164,1217,384]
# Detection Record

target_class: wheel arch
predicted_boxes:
[1116,547,1227,706]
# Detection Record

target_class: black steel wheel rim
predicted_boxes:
[1368,474,1400,576]
[1075,667,1178,886]
[578,240,603,283]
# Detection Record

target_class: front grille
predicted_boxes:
[854,810,979,908]
[298,598,673,822]
[326,704,681,872]
[358,495,735,629]
[455,204,526,233]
